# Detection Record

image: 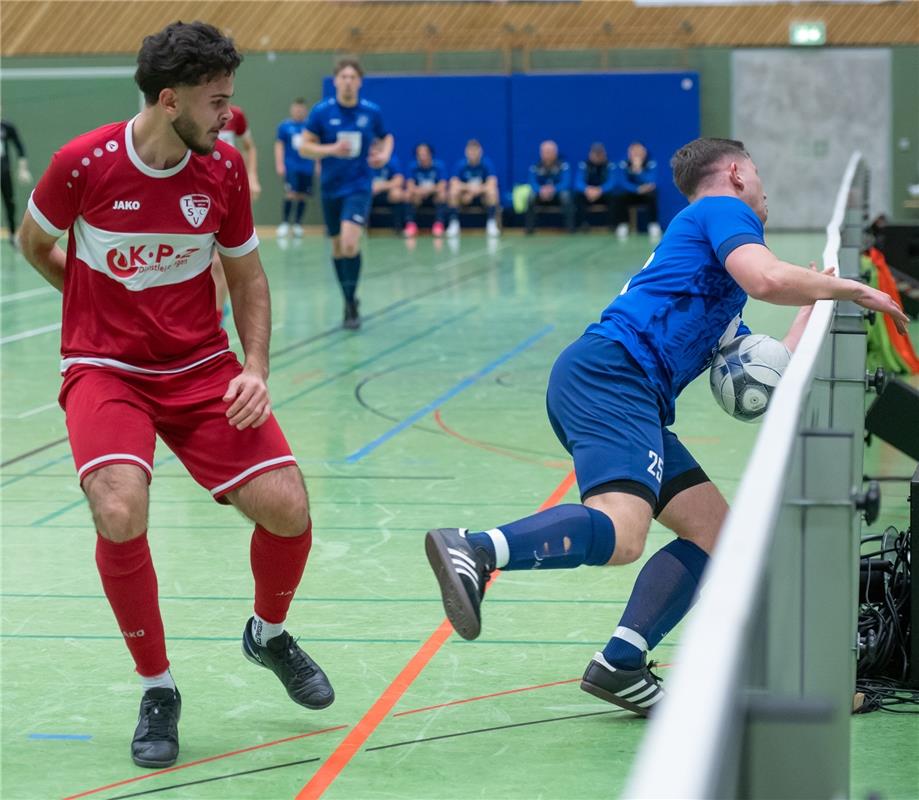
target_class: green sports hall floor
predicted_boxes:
[1,229,916,800]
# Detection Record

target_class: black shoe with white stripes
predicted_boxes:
[579,652,664,717]
[425,527,492,640]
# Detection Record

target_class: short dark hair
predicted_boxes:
[135,21,241,105]
[670,137,750,198]
[292,97,306,105]
[333,55,363,77]
[416,141,434,156]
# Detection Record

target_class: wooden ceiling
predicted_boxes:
[2,1,917,57]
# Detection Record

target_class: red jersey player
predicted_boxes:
[18,21,333,770]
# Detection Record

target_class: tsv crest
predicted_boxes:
[180,194,211,228]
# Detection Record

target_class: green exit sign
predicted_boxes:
[790,22,826,46]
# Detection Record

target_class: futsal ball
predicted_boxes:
[709,334,791,422]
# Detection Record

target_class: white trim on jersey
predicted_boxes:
[125,115,191,179]
[72,216,215,292]
[27,192,67,237]
[77,453,153,480]
[60,348,231,376]
[209,455,299,496]
[216,230,259,259]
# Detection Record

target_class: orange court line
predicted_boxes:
[294,467,577,799]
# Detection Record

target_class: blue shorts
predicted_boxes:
[284,170,313,196]
[546,333,707,513]
[321,192,371,237]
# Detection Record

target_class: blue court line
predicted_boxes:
[346,324,555,463]
[274,307,477,410]
[28,733,92,741]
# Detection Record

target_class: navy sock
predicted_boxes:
[339,254,361,303]
[449,208,459,223]
[603,538,709,669]
[332,257,346,294]
[282,199,292,222]
[435,203,447,223]
[465,504,615,571]
[487,205,497,221]
[294,201,306,224]
[405,204,416,223]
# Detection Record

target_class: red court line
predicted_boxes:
[61,724,347,800]
[295,468,577,800]
[433,409,570,469]
[392,678,582,717]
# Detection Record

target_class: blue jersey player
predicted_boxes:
[612,140,662,241]
[299,57,393,330]
[425,138,908,716]
[447,139,500,238]
[371,153,405,233]
[404,143,448,238]
[275,98,314,238]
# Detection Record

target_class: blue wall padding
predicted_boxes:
[323,71,699,226]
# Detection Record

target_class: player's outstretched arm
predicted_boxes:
[18,211,66,291]
[726,243,909,334]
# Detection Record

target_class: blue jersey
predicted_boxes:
[575,160,617,194]
[528,160,571,193]
[305,97,387,198]
[453,157,495,183]
[276,118,314,175]
[618,157,658,193]
[585,195,764,422]
[407,159,447,186]
[372,154,403,183]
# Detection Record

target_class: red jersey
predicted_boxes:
[217,106,248,149]
[28,116,258,375]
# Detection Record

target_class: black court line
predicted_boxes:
[364,709,622,752]
[0,436,68,469]
[104,756,321,799]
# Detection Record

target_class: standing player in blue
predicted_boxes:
[446,139,500,238]
[275,98,314,238]
[299,57,393,330]
[424,138,909,715]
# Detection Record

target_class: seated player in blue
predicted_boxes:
[613,140,662,241]
[274,98,314,238]
[574,141,617,231]
[404,143,448,238]
[446,139,500,238]
[299,56,393,330]
[525,140,574,235]
[370,151,405,233]
[424,137,908,716]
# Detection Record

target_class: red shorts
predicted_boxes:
[59,353,297,503]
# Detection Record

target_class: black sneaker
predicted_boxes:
[242,618,335,709]
[579,652,664,717]
[131,687,181,768]
[424,527,493,640]
[343,300,361,330]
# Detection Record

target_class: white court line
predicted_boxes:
[0,401,60,420]
[0,287,57,304]
[0,322,62,345]
[435,242,506,272]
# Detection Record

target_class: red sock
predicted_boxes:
[251,522,312,624]
[95,532,169,677]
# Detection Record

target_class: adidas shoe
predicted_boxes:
[242,618,335,710]
[131,687,181,768]
[343,299,361,330]
[446,218,461,238]
[424,527,492,640]
[579,652,664,717]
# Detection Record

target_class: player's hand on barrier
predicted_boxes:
[853,282,910,335]
[223,368,272,430]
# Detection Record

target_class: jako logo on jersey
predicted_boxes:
[112,200,141,211]
[105,244,201,279]
[180,194,211,228]
[122,629,145,638]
